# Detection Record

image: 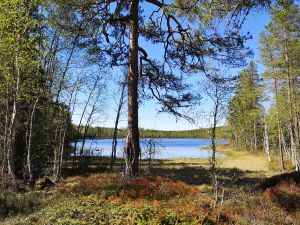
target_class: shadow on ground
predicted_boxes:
[150,160,267,189]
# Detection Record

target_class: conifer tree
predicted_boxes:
[52,0,269,176]
[259,0,300,170]
[228,62,264,150]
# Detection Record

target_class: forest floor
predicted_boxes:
[1,145,300,225]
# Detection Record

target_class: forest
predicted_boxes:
[71,126,229,139]
[0,0,300,224]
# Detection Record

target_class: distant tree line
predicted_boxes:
[70,126,229,140]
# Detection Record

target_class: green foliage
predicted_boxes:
[0,0,73,183]
[227,62,265,150]
[71,125,229,140]
[0,190,43,218]
[13,175,211,225]
[4,171,299,225]
[231,179,300,225]
[259,0,300,169]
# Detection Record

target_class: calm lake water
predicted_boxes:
[71,138,227,159]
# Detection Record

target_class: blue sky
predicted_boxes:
[73,6,271,131]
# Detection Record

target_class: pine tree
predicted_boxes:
[52,0,269,176]
[228,62,264,150]
[259,0,300,170]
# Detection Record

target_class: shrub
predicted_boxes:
[0,190,43,218]
[228,180,300,225]
[8,175,214,225]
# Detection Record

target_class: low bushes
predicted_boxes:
[2,173,300,224]
[7,174,218,224]
[230,179,300,225]
[0,190,43,218]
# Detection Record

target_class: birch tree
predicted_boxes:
[0,0,44,188]
[203,68,232,207]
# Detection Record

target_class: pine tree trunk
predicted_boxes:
[288,122,297,170]
[254,122,257,151]
[281,132,289,158]
[273,77,285,170]
[125,0,140,177]
[285,40,298,171]
[278,128,285,170]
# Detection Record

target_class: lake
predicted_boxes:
[71,138,227,159]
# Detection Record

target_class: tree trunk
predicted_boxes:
[288,122,298,170]
[278,128,285,170]
[53,121,66,182]
[79,99,98,168]
[1,89,9,175]
[254,121,257,151]
[73,80,97,165]
[273,77,285,170]
[281,132,289,158]
[110,77,126,170]
[125,0,140,177]
[7,97,18,190]
[285,40,298,171]
[211,103,219,174]
[7,56,21,190]
[264,39,286,169]
[26,98,38,185]
[211,102,219,208]
[210,89,220,208]
[264,116,271,162]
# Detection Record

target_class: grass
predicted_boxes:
[269,159,294,172]
[1,144,300,225]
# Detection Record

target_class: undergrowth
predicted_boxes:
[0,190,43,218]
[1,173,300,225]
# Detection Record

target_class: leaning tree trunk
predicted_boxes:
[110,77,126,170]
[7,96,18,190]
[125,0,140,177]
